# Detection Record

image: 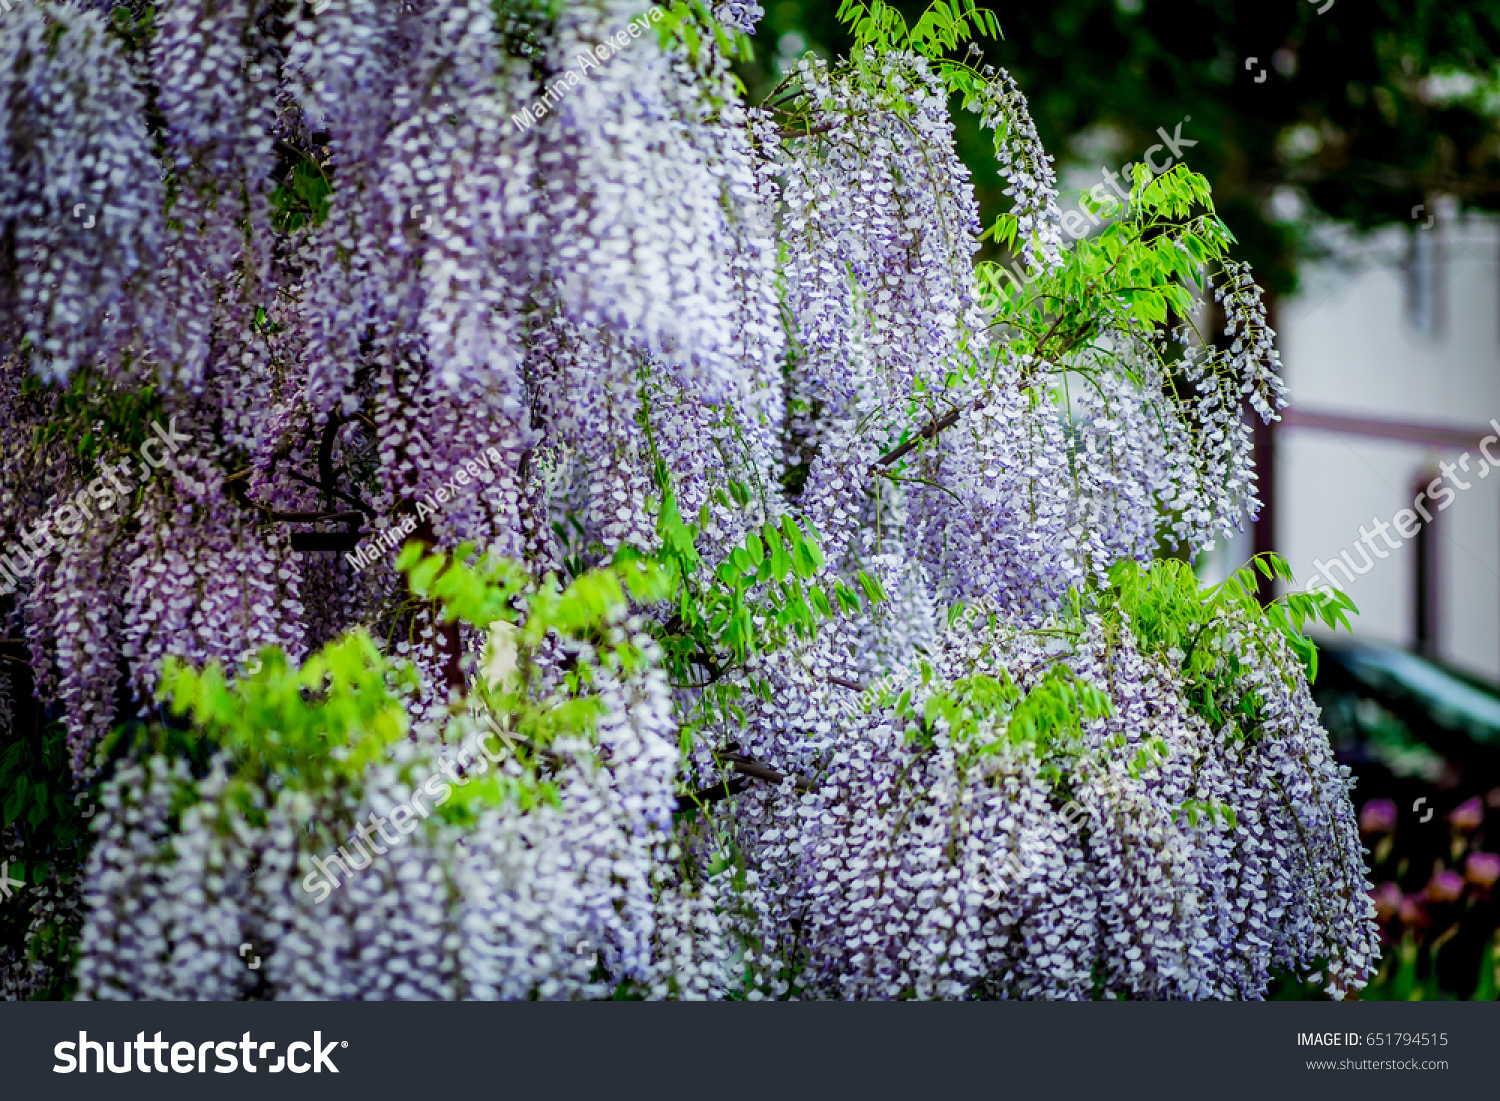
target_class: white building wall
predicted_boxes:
[1275,215,1500,683]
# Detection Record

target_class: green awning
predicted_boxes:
[1331,644,1500,746]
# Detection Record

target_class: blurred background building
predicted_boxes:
[1277,209,1500,683]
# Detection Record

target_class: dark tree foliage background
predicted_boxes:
[750,0,1500,294]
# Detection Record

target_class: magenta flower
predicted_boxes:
[1360,798,1398,833]
[1466,852,1500,889]
[1427,870,1465,902]
[1448,797,1485,830]
[1371,882,1403,920]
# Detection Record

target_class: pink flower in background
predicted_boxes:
[1372,882,1403,921]
[1360,798,1398,833]
[1448,796,1485,830]
[1465,852,1500,889]
[1399,896,1425,925]
[1426,870,1465,903]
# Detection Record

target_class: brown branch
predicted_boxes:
[689,650,724,680]
[285,469,375,518]
[316,414,342,498]
[827,675,863,692]
[867,312,1098,476]
[776,120,838,140]
[1051,320,1097,361]
[870,404,969,471]
[723,757,810,790]
[229,477,361,523]
[676,752,813,812]
[262,509,366,523]
[1033,311,1068,357]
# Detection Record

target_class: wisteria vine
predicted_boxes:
[0,0,1377,1000]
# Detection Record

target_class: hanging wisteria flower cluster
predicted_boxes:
[0,0,1374,1001]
